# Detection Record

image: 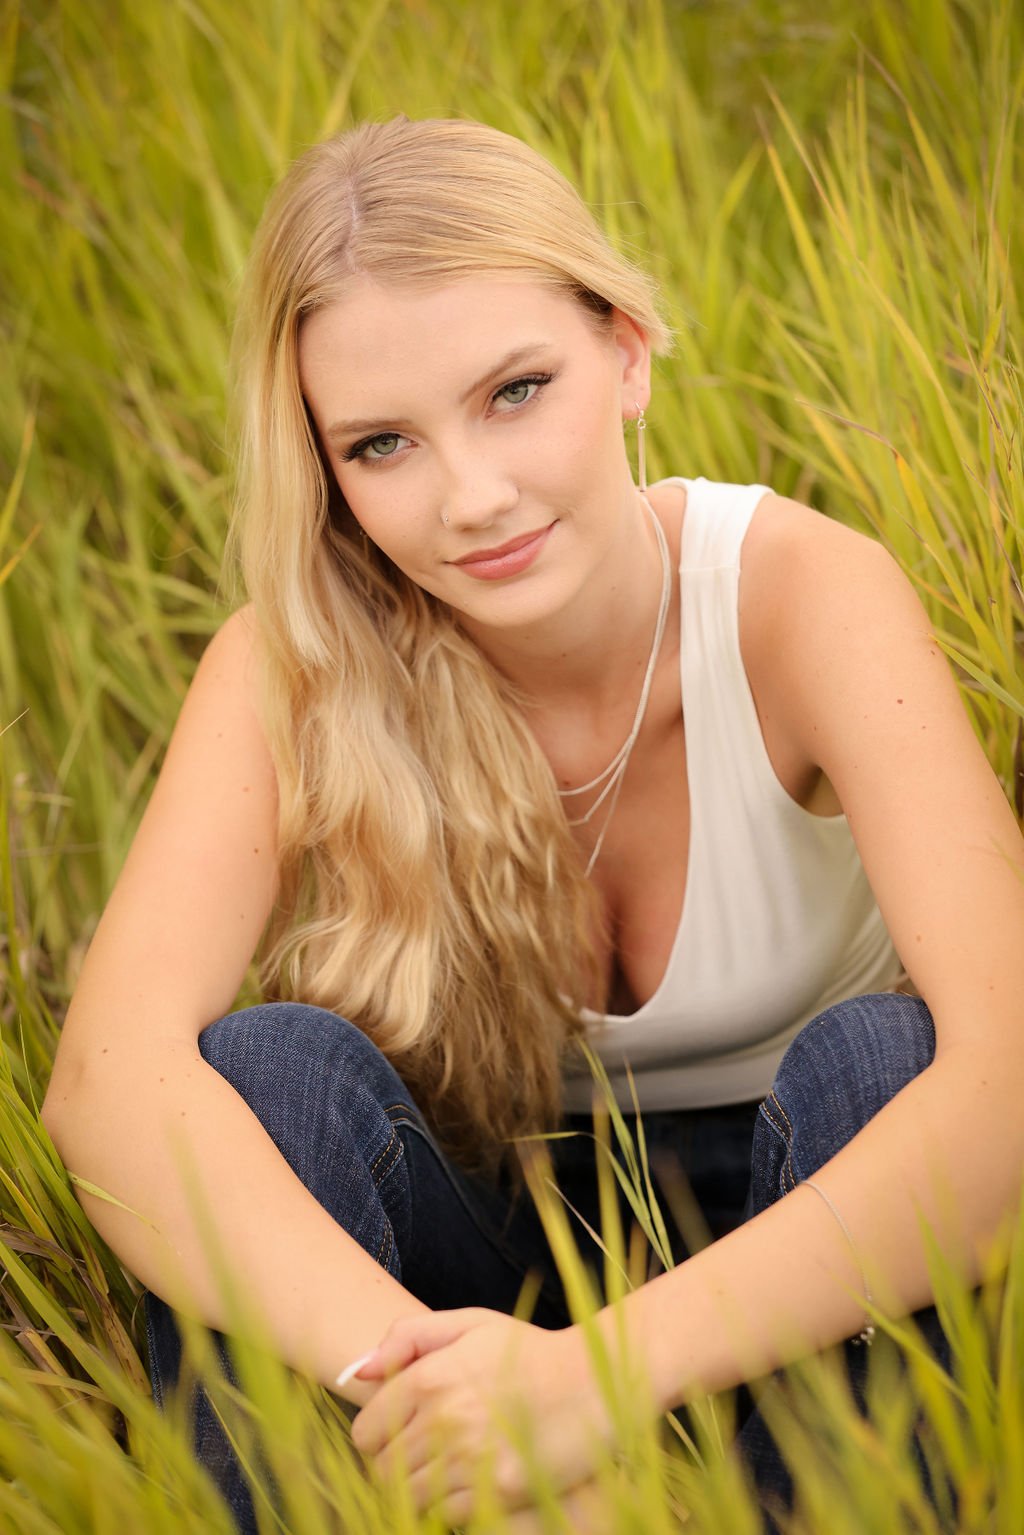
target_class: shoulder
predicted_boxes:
[742,490,894,612]
[200,601,261,672]
[740,490,941,761]
[741,489,912,667]
[187,603,268,715]
[160,601,274,791]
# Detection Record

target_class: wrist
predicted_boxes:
[580,1300,667,1420]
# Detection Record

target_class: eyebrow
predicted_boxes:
[322,343,554,443]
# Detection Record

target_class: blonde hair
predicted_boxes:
[224,115,674,1187]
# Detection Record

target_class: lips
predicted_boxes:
[448,521,557,581]
[452,525,554,565]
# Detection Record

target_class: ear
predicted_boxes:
[609,307,652,417]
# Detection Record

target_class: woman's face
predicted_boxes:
[298,274,650,634]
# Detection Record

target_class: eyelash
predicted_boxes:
[340,373,554,465]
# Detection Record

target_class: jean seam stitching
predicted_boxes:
[760,1092,796,1193]
[376,1220,394,1271]
[370,1127,402,1183]
[768,1090,797,1190]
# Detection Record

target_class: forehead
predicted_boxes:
[298,275,602,397]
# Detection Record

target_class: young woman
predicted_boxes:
[41,115,1024,1534]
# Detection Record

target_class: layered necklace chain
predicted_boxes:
[559,493,672,878]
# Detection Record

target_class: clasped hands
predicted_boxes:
[345,1306,651,1529]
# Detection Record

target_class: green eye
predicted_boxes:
[343,373,552,467]
[495,373,552,408]
[500,381,531,405]
[344,431,405,463]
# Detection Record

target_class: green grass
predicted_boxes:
[1,0,1022,1528]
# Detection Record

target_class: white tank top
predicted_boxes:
[560,476,905,1114]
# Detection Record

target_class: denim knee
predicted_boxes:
[146,1008,418,1368]
[143,1001,427,1535]
[750,992,936,1213]
[195,1001,418,1259]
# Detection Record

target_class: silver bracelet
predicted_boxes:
[801,1178,876,1346]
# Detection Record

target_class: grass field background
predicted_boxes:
[1,0,1022,1529]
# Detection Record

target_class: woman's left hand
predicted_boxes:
[346,1308,630,1522]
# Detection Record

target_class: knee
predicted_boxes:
[751,992,935,1209]
[774,992,935,1131]
[200,1001,395,1093]
[197,1002,416,1157]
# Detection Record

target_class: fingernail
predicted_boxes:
[334,1351,378,1390]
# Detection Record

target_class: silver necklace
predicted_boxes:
[558,494,672,877]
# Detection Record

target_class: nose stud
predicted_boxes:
[441,511,450,526]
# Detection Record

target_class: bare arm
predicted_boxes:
[597,502,1024,1411]
[41,607,427,1406]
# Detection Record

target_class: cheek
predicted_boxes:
[355,489,436,564]
[518,400,611,489]
[332,468,399,537]
[549,417,618,497]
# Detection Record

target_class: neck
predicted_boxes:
[457,485,678,715]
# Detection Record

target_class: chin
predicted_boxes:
[451,576,584,635]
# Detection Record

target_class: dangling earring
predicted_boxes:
[634,401,648,493]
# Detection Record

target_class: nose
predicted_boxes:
[438,444,519,531]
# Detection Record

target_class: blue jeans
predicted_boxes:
[144,992,953,1532]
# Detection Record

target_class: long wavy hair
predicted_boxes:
[224,115,674,1188]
